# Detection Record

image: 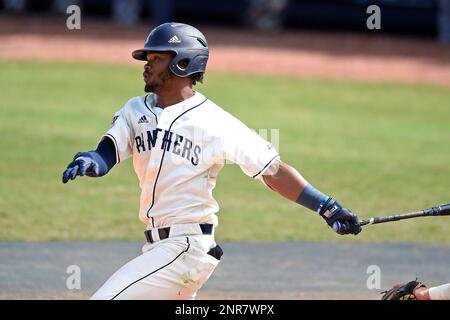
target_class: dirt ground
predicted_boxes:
[1,14,449,87]
[2,241,449,300]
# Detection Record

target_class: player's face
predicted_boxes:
[143,52,174,93]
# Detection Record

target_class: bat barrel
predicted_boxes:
[438,203,450,215]
[360,203,450,227]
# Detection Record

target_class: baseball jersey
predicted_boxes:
[103,91,279,228]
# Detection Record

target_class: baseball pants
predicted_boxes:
[90,230,219,300]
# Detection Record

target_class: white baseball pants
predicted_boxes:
[90,230,219,300]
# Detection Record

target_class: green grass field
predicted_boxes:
[1,59,449,243]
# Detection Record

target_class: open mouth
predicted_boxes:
[143,71,149,81]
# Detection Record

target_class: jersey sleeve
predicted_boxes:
[221,112,280,178]
[103,108,133,163]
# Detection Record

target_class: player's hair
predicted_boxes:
[191,72,204,86]
[177,59,204,85]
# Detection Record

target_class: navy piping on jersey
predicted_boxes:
[104,133,120,163]
[252,155,279,178]
[144,94,158,124]
[111,237,190,300]
[146,98,208,221]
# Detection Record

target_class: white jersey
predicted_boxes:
[104,91,279,228]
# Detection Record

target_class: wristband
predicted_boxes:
[296,184,330,213]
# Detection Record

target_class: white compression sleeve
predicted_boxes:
[428,283,450,300]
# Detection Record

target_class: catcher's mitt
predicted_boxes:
[381,279,426,300]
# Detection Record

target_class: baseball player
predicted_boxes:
[62,22,362,300]
[415,283,450,300]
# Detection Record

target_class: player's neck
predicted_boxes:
[157,86,195,109]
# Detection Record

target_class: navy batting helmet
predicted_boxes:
[132,22,209,77]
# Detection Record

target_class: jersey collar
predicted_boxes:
[156,91,206,114]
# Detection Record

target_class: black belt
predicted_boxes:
[144,224,213,243]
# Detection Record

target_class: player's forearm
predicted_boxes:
[262,162,309,202]
[262,161,329,212]
[95,136,117,171]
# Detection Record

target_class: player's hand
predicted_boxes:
[319,198,362,235]
[62,153,100,184]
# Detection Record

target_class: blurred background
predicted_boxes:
[1,0,450,40]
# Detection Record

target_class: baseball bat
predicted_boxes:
[359,203,450,226]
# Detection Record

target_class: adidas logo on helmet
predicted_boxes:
[168,35,181,43]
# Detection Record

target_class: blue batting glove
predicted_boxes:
[319,198,362,235]
[62,152,100,184]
